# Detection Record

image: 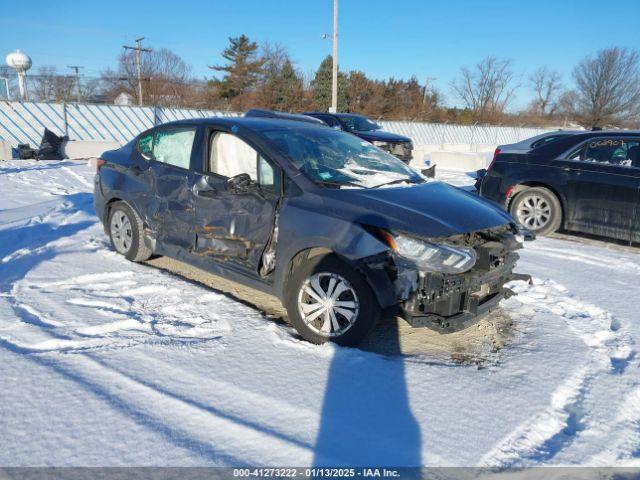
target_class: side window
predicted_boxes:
[258,156,275,190]
[137,132,154,160]
[153,129,196,169]
[566,138,640,167]
[209,132,258,180]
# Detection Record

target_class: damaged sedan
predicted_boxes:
[94,117,527,345]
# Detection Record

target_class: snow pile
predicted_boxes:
[0,161,639,467]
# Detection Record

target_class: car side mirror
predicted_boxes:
[226,173,254,193]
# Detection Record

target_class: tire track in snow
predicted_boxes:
[481,279,634,466]
[585,385,640,465]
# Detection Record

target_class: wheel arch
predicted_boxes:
[104,197,123,221]
[280,246,394,309]
[507,181,567,228]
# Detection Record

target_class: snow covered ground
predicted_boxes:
[0,160,639,467]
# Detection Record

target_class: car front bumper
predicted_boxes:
[399,251,526,333]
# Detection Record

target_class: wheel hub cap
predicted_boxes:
[516,194,551,230]
[297,272,360,338]
[110,211,133,254]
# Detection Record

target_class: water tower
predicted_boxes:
[6,50,32,100]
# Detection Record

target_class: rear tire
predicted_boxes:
[284,255,380,346]
[108,201,153,262]
[510,186,562,236]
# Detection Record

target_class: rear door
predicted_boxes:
[555,136,640,240]
[191,128,281,274]
[148,125,199,251]
[126,130,157,229]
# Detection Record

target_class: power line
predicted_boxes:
[123,37,152,106]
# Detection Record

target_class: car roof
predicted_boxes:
[245,109,325,125]
[530,129,640,156]
[151,116,332,132]
[304,112,367,119]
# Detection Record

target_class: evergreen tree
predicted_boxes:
[267,60,304,110]
[311,55,347,112]
[210,35,264,99]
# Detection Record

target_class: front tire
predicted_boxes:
[284,255,380,346]
[108,201,152,262]
[510,186,562,236]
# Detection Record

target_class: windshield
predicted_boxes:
[263,128,424,189]
[338,115,381,132]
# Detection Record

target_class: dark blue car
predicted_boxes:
[94,117,524,345]
[304,112,414,163]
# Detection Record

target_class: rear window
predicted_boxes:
[531,134,570,149]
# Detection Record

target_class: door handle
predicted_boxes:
[562,167,581,176]
[196,188,218,198]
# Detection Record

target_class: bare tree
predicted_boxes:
[30,66,75,102]
[259,42,290,83]
[529,67,562,117]
[570,47,640,128]
[102,47,193,107]
[451,56,518,123]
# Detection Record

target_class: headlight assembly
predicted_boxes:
[372,140,388,148]
[381,231,477,274]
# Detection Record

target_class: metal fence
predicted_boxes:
[0,100,552,149]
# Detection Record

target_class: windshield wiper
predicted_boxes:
[371,178,421,189]
[316,179,365,189]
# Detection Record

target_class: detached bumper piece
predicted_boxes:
[400,236,521,333]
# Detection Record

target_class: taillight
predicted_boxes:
[95,158,106,172]
[505,185,514,200]
[487,148,501,172]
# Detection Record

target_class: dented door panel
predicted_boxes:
[192,173,278,273]
[150,161,196,250]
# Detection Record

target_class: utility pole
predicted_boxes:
[67,65,83,103]
[123,37,152,106]
[422,76,437,105]
[330,0,339,113]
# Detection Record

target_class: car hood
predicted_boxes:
[321,181,513,238]
[352,130,412,143]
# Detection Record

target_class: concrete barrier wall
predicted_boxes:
[409,144,495,171]
[0,140,11,160]
[63,140,122,159]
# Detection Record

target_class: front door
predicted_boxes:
[191,129,280,274]
[556,136,640,240]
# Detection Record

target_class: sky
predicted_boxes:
[1,0,639,109]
